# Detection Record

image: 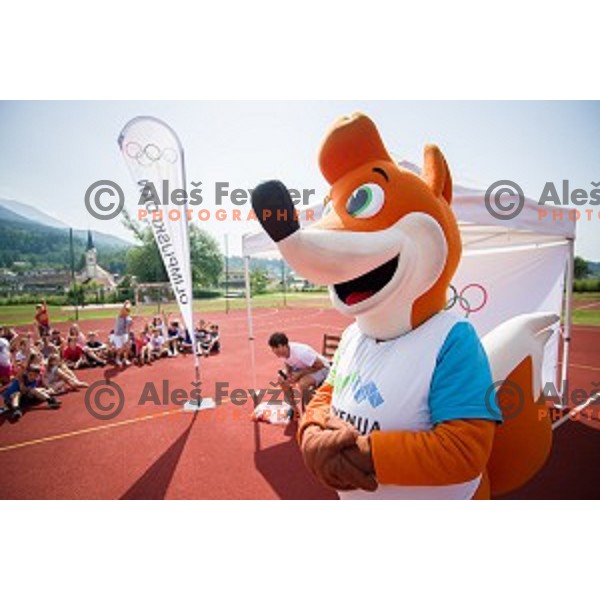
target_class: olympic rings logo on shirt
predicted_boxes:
[445,283,488,317]
[124,142,179,166]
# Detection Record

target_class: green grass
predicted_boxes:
[572,292,600,306]
[572,309,600,326]
[0,292,331,326]
[571,292,600,326]
[2,290,599,327]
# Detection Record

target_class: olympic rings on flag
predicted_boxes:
[446,283,488,317]
[124,142,179,165]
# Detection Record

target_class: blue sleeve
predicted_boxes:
[429,321,502,425]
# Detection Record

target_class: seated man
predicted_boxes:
[268,332,330,410]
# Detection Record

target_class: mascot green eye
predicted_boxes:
[346,183,385,218]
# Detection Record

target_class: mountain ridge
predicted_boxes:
[0,197,131,248]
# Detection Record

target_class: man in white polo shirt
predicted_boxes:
[268,332,330,410]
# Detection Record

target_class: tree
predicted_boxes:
[189,227,224,288]
[574,256,589,280]
[250,267,269,295]
[122,210,223,287]
[125,227,167,282]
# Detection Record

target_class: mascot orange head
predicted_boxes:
[252,113,462,339]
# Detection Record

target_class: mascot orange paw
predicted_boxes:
[301,417,378,491]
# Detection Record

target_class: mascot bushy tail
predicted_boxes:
[482,313,557,497]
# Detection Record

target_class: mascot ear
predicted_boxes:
[421,144,453,204]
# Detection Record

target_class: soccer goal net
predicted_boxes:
[134,282,177,312]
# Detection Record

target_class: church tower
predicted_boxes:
[85,230,97,280]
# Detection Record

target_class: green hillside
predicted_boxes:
[0,205,128,272]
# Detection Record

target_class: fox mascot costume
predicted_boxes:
[251,113,557,499]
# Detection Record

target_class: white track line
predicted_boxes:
[552,392,600,430]
[575,301,600,311]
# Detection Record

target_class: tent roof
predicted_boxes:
[243,164,576,257]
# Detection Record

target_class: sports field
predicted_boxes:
[2,291,598,326]
[0,298,598,499]
[0,292,332,325]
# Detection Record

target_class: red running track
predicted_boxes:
[0,307,598,499]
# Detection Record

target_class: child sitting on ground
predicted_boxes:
[69,324,87,347]
[50,329,65,353]
[63,335,106,369]
[135,327,152,365]
[202,324,221,357]
[149,328,168,360]
[166,320,182,357]
[62,336,86,369]
[0,338,13,386]
[179,328,194,354]
[43,353,89,394]
[2,364,60,422]
[14,338,29,368]
[85,331,107,363]
[40,335,59,360]
[195,320,210,356]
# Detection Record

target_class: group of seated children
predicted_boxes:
[0,301,222,423]
[194,320,221,357]
[115,312,220,366]
[1,324,90,423]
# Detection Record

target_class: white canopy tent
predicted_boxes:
[242,171,576,403]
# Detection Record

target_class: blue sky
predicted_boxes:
[0,101,599,259]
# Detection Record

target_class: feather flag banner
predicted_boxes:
[118,116,213,409]
[118,116,195,342]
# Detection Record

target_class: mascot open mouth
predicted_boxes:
[334,255,400,306]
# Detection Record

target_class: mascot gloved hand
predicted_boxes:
[301,415,377,491]
[252,114,557,499]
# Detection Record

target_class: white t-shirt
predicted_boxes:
[330,312,484,500]
[0,338,10,367]
[151,335,165,350]
[285,342,329,372]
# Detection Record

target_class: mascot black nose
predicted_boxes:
[251,180,300,242]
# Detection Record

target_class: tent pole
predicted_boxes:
[244,254,258,394]
[281,259,287,308]
[559,237,575,408]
